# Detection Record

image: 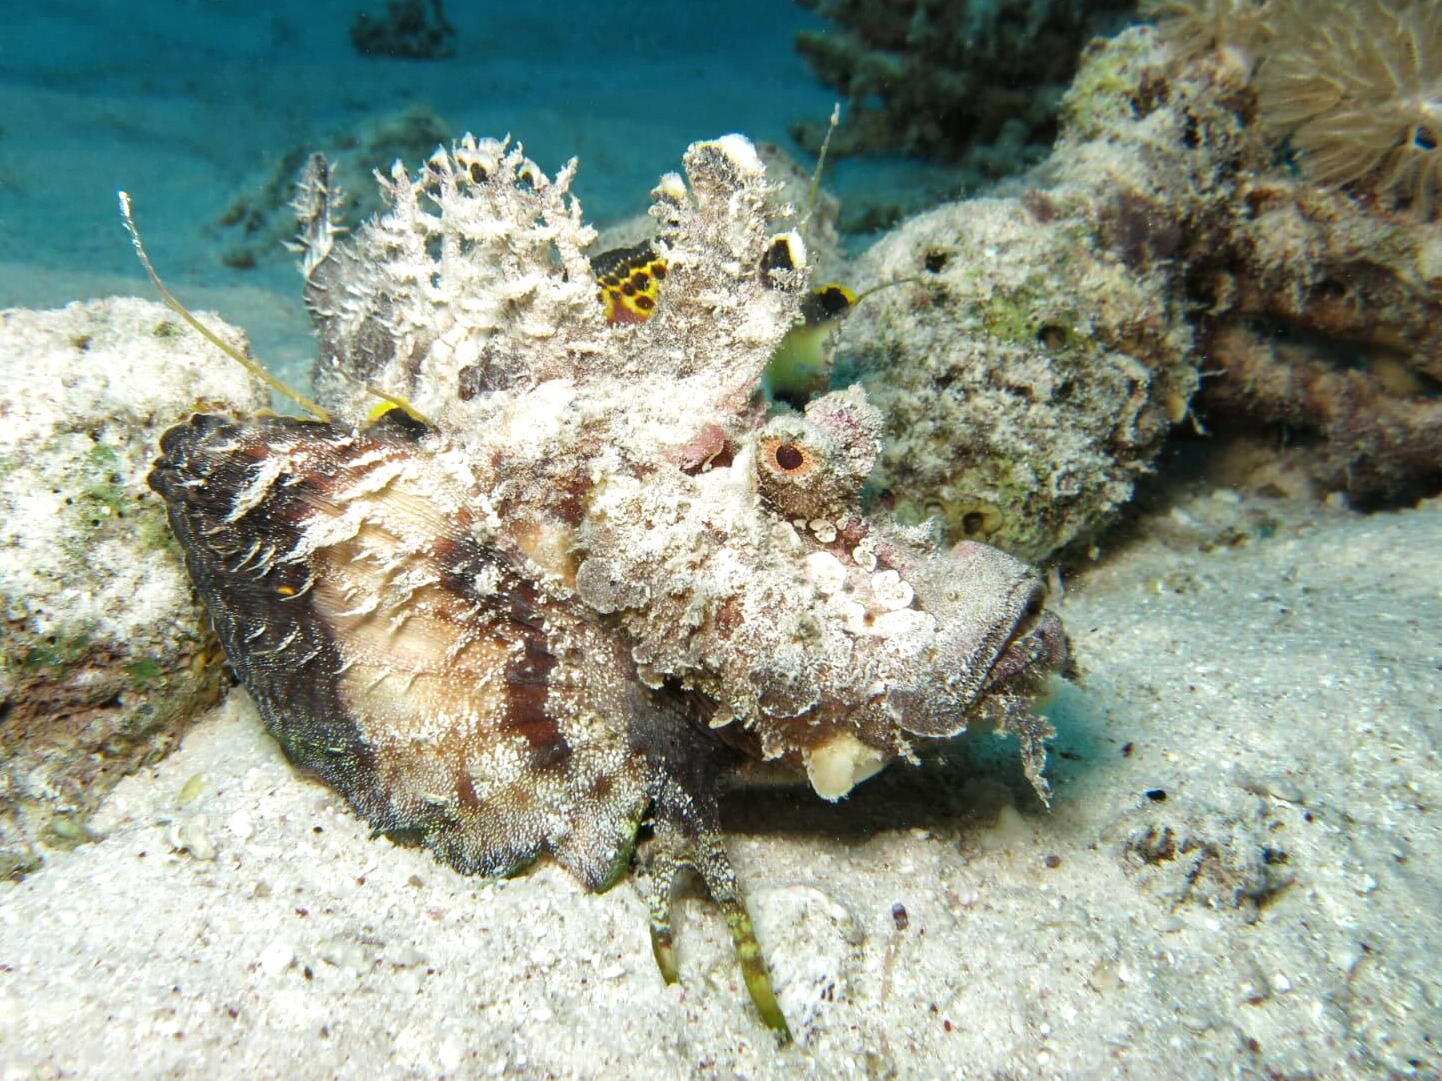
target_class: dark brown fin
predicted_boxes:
[148,414,653,884]
[639,777,791,1042]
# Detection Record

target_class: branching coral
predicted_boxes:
[792,0,1136,166]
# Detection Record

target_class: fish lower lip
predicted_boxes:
[985,611,1066,691]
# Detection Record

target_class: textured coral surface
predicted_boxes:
[837,28,1227,561]
[841,23,1442,561]
[0,298,265,878]
[842,194,1195,562]
[1138,2,1442,498]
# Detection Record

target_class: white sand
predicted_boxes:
[3,494,1437,1078]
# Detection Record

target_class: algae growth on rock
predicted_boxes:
[836,22,1442,562]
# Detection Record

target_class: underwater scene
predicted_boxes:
[1,0,1439,1077]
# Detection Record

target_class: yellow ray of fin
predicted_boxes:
[117,191,331,423]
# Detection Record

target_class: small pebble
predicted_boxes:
[438,1037,463,1073]
[258,939,294,977]
[227,810,254,841]
[851,543,877,572]
[809,519,838,544]
[167,815,216,861]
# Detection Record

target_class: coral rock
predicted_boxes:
[845,22,1442,556]
[0,297,266,877]
[793,0,1136,167]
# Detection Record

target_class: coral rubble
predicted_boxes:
[839,191,1198,563]
[0,298,265,878]
[1193,179,1442,497]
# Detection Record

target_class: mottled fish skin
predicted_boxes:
[153,414,631,878]
[149,410,791,1034]
[151,133,1067,1039]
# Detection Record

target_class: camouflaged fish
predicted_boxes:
[139,134,1067,1039]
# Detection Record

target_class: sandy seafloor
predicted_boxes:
[2,496,1440,1079]
[2,2,1442,1079]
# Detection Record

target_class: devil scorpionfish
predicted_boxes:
[142,134,1067,1038]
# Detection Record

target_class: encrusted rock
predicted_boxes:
[0,297,265,877]
[843,24,1442,556]
[836,29,1229,562]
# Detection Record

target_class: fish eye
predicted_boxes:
[774,443,805,471]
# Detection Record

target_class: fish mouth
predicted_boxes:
[795,601,1069,802]
[983,600,1069,695]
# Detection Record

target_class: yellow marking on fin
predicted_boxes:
[800,282,858,326]
[118,192,331,423]
[593,242,667,325]
[364,386,433,427]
